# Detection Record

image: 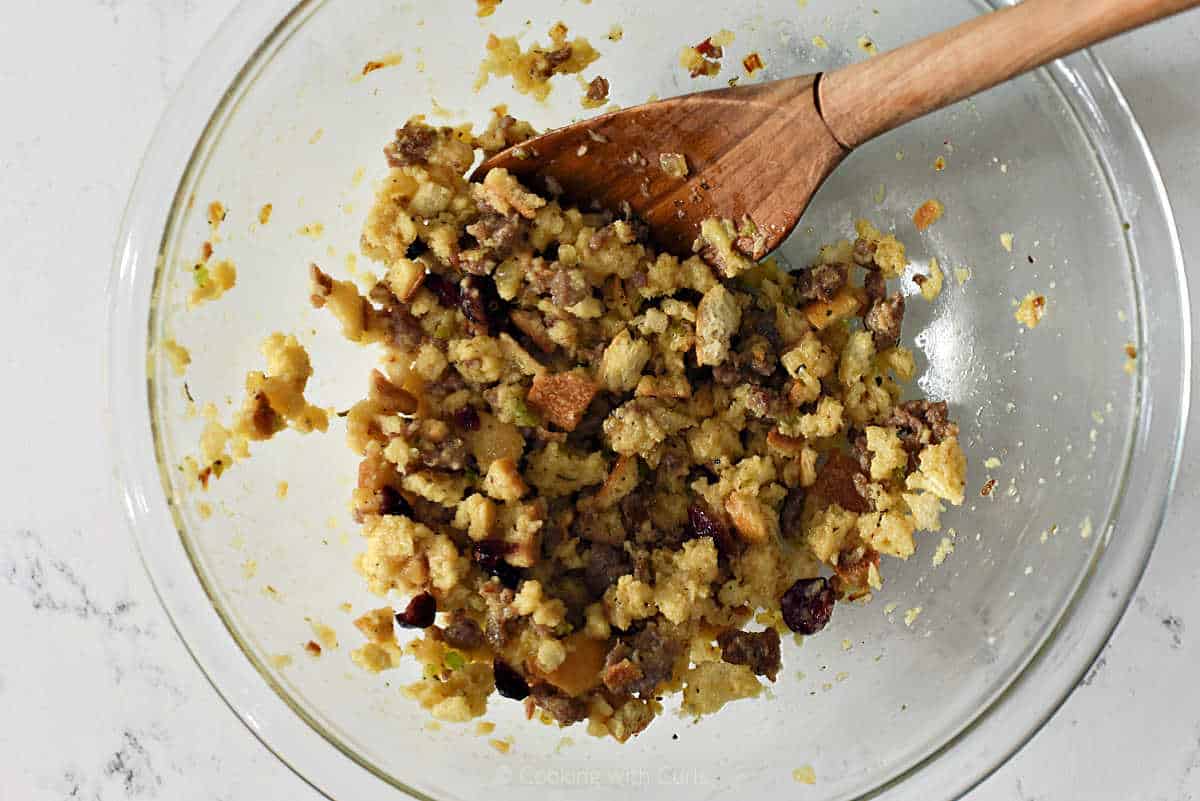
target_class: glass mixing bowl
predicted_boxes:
[109,1,1190,799]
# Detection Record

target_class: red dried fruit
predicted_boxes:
[780,577,835,635]
[396,592,437,628]
[779,487,807,539]
[459,274,506,336]
[493,659,530,700]
[378,486,414,518]
[687,503,744,558]
[695,37,722,58]
[451,405,481,432]
[424,272,460,308]
[473,539,522,588]
[405,239,429,259]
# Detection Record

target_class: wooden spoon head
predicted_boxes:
[473,74,847,259]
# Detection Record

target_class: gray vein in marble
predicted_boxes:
[1134,593,1187,651]
[2,529,150,637]
[56,727,167,801]
[104,731,163,799]
[1162,614,1185,650]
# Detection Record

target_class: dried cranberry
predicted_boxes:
[405,239,429,259]
[459,274,506,336]
[780,577,835,635]
[450,405,481,432]
[473,539,522,588]
[695,37,722,58]
[424,272,460,307]
[779,487,806,539]
[493,659,530,700]
[687,503,743,558]
[396,592,437,628]
[378,486,413,518]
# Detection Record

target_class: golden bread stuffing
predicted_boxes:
[311,114,967,740]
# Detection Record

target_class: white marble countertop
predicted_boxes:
[1,2,1197,799]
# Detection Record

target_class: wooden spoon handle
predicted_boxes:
[817,0,1200,149]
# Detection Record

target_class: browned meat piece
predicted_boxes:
[442,611,484,650]
[529,682,589,725]
[864,292,905,349]
[543,45,574,73]
[465,211,523,253]
[408,495,454,527]
[847,429,872,473]
[852,236,877,266]
[392,418,469,472]
[617,488,650,534]
[419,438,467,471]
[812,451,871,513]
[384,121,436,167]
[795,262,848,303]
[602,622,681,696]
[583,543,633,596]
[711,362,741,386]
[716,628,782,681]
[740,335,777,377]
[741,307,782,348]
[586,76,610,103]
[863,269,886,303]
[550,268,589,308]
[885,400,959,460]
[384,304,426,348]
[523,258,557,296]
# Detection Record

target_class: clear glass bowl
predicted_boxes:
[108,1,1190,799]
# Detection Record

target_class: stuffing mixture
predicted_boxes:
[301,111,968,741]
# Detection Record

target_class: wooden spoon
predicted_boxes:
[476,0,1199,259]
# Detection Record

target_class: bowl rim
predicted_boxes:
[107,1,1191,799]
